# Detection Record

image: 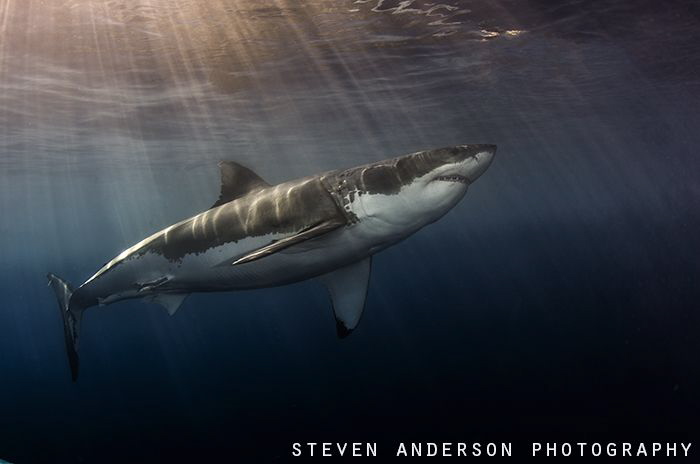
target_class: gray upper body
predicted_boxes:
[71,144,496,318]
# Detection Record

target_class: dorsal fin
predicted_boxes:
[211,161,270,208]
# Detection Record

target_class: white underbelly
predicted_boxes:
[169,223,395,291]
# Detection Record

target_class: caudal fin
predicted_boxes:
[47,273,84,381]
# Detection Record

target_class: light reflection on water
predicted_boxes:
[1,0,696,175]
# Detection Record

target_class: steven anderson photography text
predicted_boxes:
[291,442,692,458]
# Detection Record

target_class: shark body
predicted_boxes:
[48,144,496,380]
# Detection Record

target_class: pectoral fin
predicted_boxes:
[319,257,372,338]
[231,219,345,266]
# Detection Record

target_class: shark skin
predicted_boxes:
[48,144,496,380]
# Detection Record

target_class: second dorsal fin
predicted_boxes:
[211,161,271,208]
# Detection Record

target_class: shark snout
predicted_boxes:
[464,144,496,183]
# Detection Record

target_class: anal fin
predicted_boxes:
[318,257,372,338]
[146,293,189,316]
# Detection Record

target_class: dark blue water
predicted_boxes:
[1,1,699,462]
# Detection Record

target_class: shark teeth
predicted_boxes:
[435,175,469,184]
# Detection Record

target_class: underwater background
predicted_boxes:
[1,0,699,462]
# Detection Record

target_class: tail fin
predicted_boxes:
[47,273,84,381]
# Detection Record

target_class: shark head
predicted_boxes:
[338,144,496,238]
[394,144,496,215]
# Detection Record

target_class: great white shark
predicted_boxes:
[48,144,496,380]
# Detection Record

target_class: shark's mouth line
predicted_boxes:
[435,174,469,184]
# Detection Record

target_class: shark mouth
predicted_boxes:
[435,174,469,184]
